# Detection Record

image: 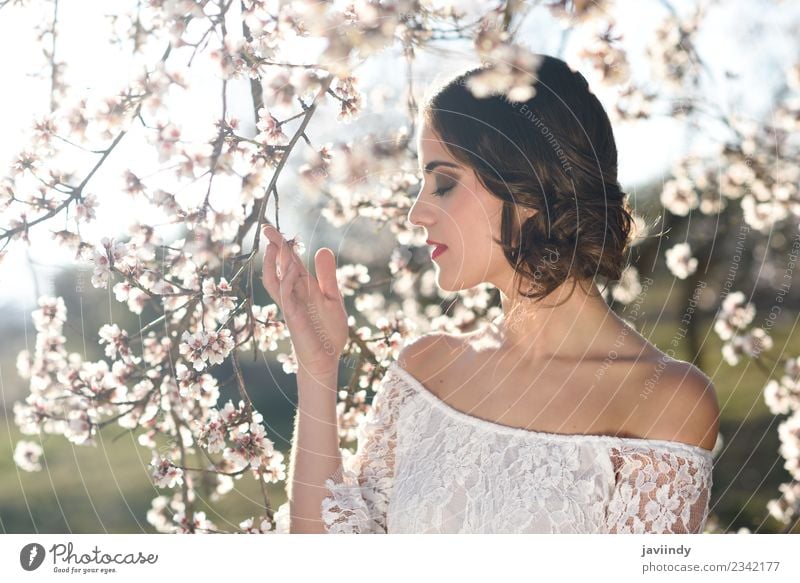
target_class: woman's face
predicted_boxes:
[409,119,528,294]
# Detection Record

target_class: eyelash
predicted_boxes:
[432,185,454,198]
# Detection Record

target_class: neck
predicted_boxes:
[488,277,623,362]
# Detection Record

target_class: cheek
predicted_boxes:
[452,197,503,268]
[452,191,496,236]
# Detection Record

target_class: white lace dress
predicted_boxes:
[274,361,715,534]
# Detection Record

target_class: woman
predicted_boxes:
[261,55,720,534]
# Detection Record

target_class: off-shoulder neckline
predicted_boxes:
[387,361,715,460]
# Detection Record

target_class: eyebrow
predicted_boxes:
[420,160,461,173]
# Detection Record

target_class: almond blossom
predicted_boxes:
[223,421,277,473]
[714,291,756,341]
[202,277,237,320]
[764,358,800,416]
[179,328,235,371]
[239,517,274,533]
[31,296,67,333]
[778,410,800,480]
[98,324,133,361]
[150,453,184,488]
[336,263,370,296]
[193,409,227,454]
[665,242,698,280]
[13,440,44,472]
[255,107,288,146]
[767,482,800,525]
[467,45,542,102]
[611,265,643,305]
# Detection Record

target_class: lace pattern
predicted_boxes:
[604,445,713,533]
[282,361,715,534]
[319,367,416,533]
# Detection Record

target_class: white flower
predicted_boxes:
[146,495,177,533]
[721,339,742,366]
[740,328,773,358]
[766,482,800,524]
[197,411,227,454]
[16,350,32,379]
[239,516,273,533]
[179,330,210,371]
[722,292,756,327]
[150,453,184,488]
[262,449,287,484]
[336,263,370,296]
[276,350,298,375]
[255,107,288,146]
[764,379,796,416]
[174,509,215,534]
[742,195,788,233]
[219,399,240,424]
[126,287,149,315]
[661,177,699,216]
[31,296,67,333]
[91,245,112,289]
[206,328,234,366]
[14,440,44,472]
[112,281,132,302]
[611,265,643,304]
[75,194,98,222]
[468,46,542,103]
[214,474,234,499]
[98,324,129,360]
[223,421,276,472]
[714,291,755,341]
[65,409,93,445]
[202,277,237,320]
[665,242,698,279]
[778,411,800,480]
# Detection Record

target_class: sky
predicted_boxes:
[0,0,797,312]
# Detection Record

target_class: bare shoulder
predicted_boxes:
[638,358,721,452]
[396,331,469,378]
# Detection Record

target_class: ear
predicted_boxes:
[514,206,535,223]
[513,208,536,239]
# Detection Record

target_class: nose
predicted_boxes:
[408,191,435,229]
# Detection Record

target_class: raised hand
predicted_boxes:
[260,223,349,376]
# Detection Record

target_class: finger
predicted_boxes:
[279,256,299,309]
[261,223,280,245]
[261,238,281,301]
[261,224,292,269]
[262,224,290,279]
[270,228,306,281]
[289,237,310,278]
[315,247,342,302]
[277,234,293,282]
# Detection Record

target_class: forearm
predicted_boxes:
[286,367,342,534]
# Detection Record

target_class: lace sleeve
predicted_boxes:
[604,445,713,534]
[317,367,411,534]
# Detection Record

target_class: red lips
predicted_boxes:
[426,239,448,261]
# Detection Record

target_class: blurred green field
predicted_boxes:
[1,312,798,533]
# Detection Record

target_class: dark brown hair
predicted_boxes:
[421,54,634,306]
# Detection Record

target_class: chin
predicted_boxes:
[433,272,457,293]
[434,268,481,294]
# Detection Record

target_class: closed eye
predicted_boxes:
[432,185,454,197]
